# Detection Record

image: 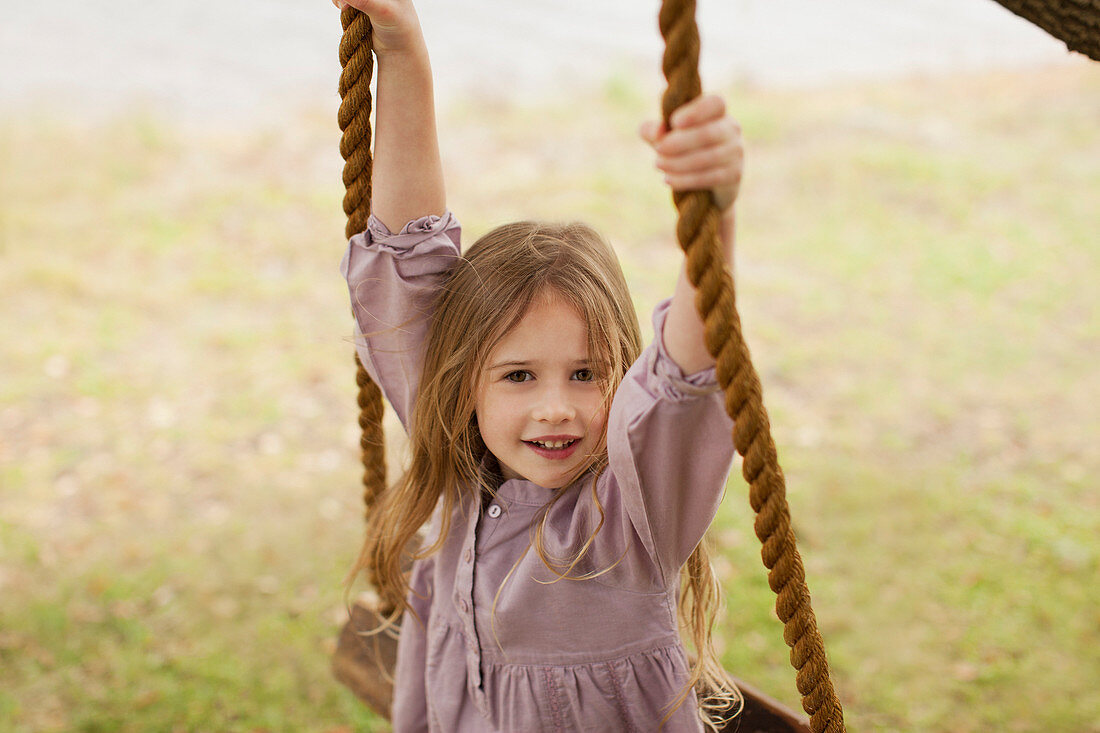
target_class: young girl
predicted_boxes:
[335,0,745,730]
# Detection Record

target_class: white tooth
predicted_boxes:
[535,439,571,449]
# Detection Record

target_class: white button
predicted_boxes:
[464,549,472,563]
[487,504,502,518]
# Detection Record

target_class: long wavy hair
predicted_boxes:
[349,220,740,729]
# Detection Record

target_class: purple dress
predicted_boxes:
[341,212,735,732]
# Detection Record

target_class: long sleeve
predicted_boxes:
[339,212,461,430]
[605,298,736,583]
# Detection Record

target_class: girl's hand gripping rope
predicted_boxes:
[639,94,744,213]
[332,0,426,56]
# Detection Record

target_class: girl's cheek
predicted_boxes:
[587,402,609,432]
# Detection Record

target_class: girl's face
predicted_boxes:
[475,290,608,490]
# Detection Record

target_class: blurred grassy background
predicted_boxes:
[1,62,1098,732]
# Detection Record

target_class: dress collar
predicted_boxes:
[494,477,557,507]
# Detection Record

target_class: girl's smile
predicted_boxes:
[476,289,607,490]
[523,434,582,460]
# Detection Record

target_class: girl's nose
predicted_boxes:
[532,387,576,423]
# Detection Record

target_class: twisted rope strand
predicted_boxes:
[340,9,376,239]
[658,0,845,730]
[339,8,388,541]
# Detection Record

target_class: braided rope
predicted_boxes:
[658,1,845,730]
[339,7,388,544]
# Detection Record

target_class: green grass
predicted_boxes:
[2,62,1099,731]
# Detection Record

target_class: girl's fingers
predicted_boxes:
[657,116,741,156]
[638,120,667,146]
[655,141,740,175]
[645,94,743,210]
[663,167,740,193]
[334,0,379,13]
[669,94,726,131]
[640,96,722,149]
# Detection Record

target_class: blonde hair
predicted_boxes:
[349,220,740,729]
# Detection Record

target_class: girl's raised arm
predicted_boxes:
[337,0,446,230]
[640,94,743,375]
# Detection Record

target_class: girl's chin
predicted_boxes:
[496,445,594,489]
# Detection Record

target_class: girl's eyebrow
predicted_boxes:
[487,358,591,371]
[487,360,531,370]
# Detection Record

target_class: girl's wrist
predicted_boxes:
[375,44,433,88]
[374,33,429,63]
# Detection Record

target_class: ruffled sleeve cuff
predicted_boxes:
[366,211,457,245]
[643,298,721,401]
[340,211,460,278]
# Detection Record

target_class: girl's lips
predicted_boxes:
[525,439,580,461]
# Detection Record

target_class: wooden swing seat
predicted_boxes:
[333,597,811,732]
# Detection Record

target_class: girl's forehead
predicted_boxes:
[483,293,594,361]
[507,298,582,339]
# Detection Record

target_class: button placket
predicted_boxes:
[456,494,483,693]
[454,504,478,617]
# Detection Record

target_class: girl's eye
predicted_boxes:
[504,370,532,383]
[573,369,594,382]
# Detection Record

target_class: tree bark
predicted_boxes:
[991,0,1100,60]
